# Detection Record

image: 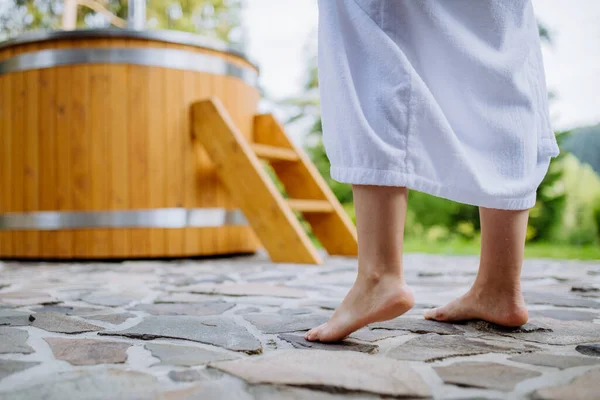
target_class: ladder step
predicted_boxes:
[251,144,299,162]
[287,199,334,213]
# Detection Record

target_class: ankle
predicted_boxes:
[357,270,405,286]
[470,278,523,300]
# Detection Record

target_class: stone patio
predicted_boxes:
[0,253,599,399]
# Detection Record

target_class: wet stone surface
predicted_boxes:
[0,254,599,399]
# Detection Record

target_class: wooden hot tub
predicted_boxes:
[0,29,260,259]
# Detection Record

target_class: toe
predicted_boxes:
[424,307,445,321]
[306,325,323,342]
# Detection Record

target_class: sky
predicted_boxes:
[242,0,600,139]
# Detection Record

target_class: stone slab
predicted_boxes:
[44,338,131,365]
[0,327,34,354]
[79,293,140,307]
[30,312,104,334]
[244,313,330,334]
[533,368,600,400]
[211,349,431,398]
[509,353,600,369]
[468,318,600,345]
[173,283,305,298]
[525,292,600,309]
[0,291,59,306]
[0,360,39,381]
[370,317,463,335]
[83,313,137,324]
[0,309,32,326]
[278,333,378,354]
[30,305,103,316]
[7,369,161,400]
[145,343,238,366]
[99,316,262,354]
[387,333,540,362]
[349,328,409,342]
[131,301,234,317]
[434,361,541,391]
[530,309,599,321]
[576,344,600,357]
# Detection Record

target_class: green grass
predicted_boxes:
[403,238,600,260]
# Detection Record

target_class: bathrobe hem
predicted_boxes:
[330,166,537,210]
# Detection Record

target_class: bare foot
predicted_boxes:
[424,286,528,327]
[305,274,414,343]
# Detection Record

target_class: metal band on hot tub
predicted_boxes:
[0,29,251,63]
[0,47,258,86]
[0,208,248,230]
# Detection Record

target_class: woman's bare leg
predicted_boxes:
[305,185,414,342]
[425,207,529,326]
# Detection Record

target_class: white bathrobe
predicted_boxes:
[317,0,560,210]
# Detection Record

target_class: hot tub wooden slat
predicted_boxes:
[39,65,57,258]
[12,71,26,256]
[105,64,127,258]
[89,56,111,257]
[25,68,40,256]
[1,64,13,255]
[164,67,184,256]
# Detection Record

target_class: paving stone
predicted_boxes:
[525,292,600,309]
[468,318,600,345]
[173,283,306,298]
[278,308,312,316]
[369,317,464,335]
[348,328,409,342]
[530,309,599,321]
[99,316,261,354]
[575,344,600,357]
[162,375,252,400]
[44,338,131,365]
[131,301,234,317]
[172,275,234,286]
[145,343,238,366]
[167,369,207,382]
[0,309,32,326]
[83,313,137,324]
[30,312,104,334]
[0,360,39,380]
[0,291,59,306]
[533,367,600,400]
[156,293,219,303]
[387,334,540,362]
[244,313,330,334]
[211,349,431,398]
[251,386,381,400]
[278,333,378,354]
[234,307,261,315]
[7,368,162,400]
[0,327,34,354]
[79,293,140,307]
[572,285,599,293]
[508,353,600,369]
[31,305,103,316]
[434,361,541,391]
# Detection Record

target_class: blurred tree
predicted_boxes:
[0,0,244,45]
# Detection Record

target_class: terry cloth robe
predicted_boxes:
[317,0,560,210]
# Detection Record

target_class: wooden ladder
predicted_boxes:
[191,98,358,264]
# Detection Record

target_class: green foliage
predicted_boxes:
[0,0,244,45]
[528,131,569,242]
[593,198,600,242]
